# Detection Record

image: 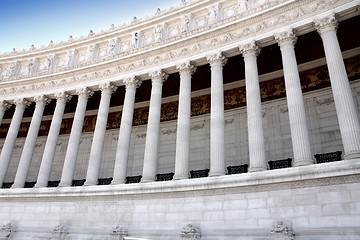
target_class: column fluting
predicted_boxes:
[239,41,267,172]
[112,77,142,184]
[173,62,196,180]
[59,87,93,187]
[0,98,30,186]
[35,92,72,188]
[315,14,360,159]
[141,70,168,183]
[206,52,227,176]
[12,95,50,188]
[84,83,117,186]
[275,29,313,166]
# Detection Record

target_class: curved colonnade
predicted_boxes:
[0,0,360,239]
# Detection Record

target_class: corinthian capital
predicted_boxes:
[34,95,51,106]
[0,100,11,111]
[99,82,117,94]
[176,61,197,75]
[149,69,168,84]
[54,91,72,103]
[314,14,338,36]
[76,87,94,98]
[206,52,227,67]
[239,41,260,58]
[274,29,297,47]
[124,76,142,88]
[14,98,31,108]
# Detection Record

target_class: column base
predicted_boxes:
[173,175,189,180]
[209,171,225,177]
[248,165,267,173]
[293,159,314,167]
[344,151,360,160]
[10,183,24,189]
[58,182,71,187]
[83,181,98,186]
[34,182,47,188]
[140,177,155,183]
[111,179,126,185]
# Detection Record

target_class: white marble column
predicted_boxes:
[315,15,360,159]
[84,83,117,186]
[206,52,227,176]
[239,41,267,172]
[112,77,142,184]
[59,87,93,187]
[141,70,168,183]
[275,29,313,166]
[0,101,11,126]
[35,92,72,188]
[174,62,196,180]
[0,98,30,186]
[12,95,50,188]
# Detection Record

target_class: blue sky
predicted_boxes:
[0,0,181,54]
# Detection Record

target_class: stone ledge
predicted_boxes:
[0,159,359,199]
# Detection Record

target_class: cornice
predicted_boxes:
[0,0,358,100]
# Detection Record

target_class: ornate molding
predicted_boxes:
[54,91,72,103]
[76,87,94,98]
[314,13,338,35]
[124,76,142,88]
[206,52,227,67]
[0,0,349,99]
[176,61,197,75]
[239,40,260,58]
[274,28,297,47]
[99,82,117,94]
[0,100,11,111]
[14,98,31,108]
[34,95,51,106]
[149,69,168,83]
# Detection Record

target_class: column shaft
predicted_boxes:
[275,30,313,166]
[141,70,167,182]
[315,15,360,159]
[59,88,93,187]
[239,42,267,172]
[85,83,116,185]
[207,53,226,176]
[112,77,141,184]
[12,96,49,188]
[0,99,29,186]
[35,93,70,187]
[174,62,195,180]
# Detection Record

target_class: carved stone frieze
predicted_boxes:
[180,223,201,240]
[50,224,69,240]
[269,220,295,240]
[314,97,334,106]
[109,226,128,240]
[0,222,16,240]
